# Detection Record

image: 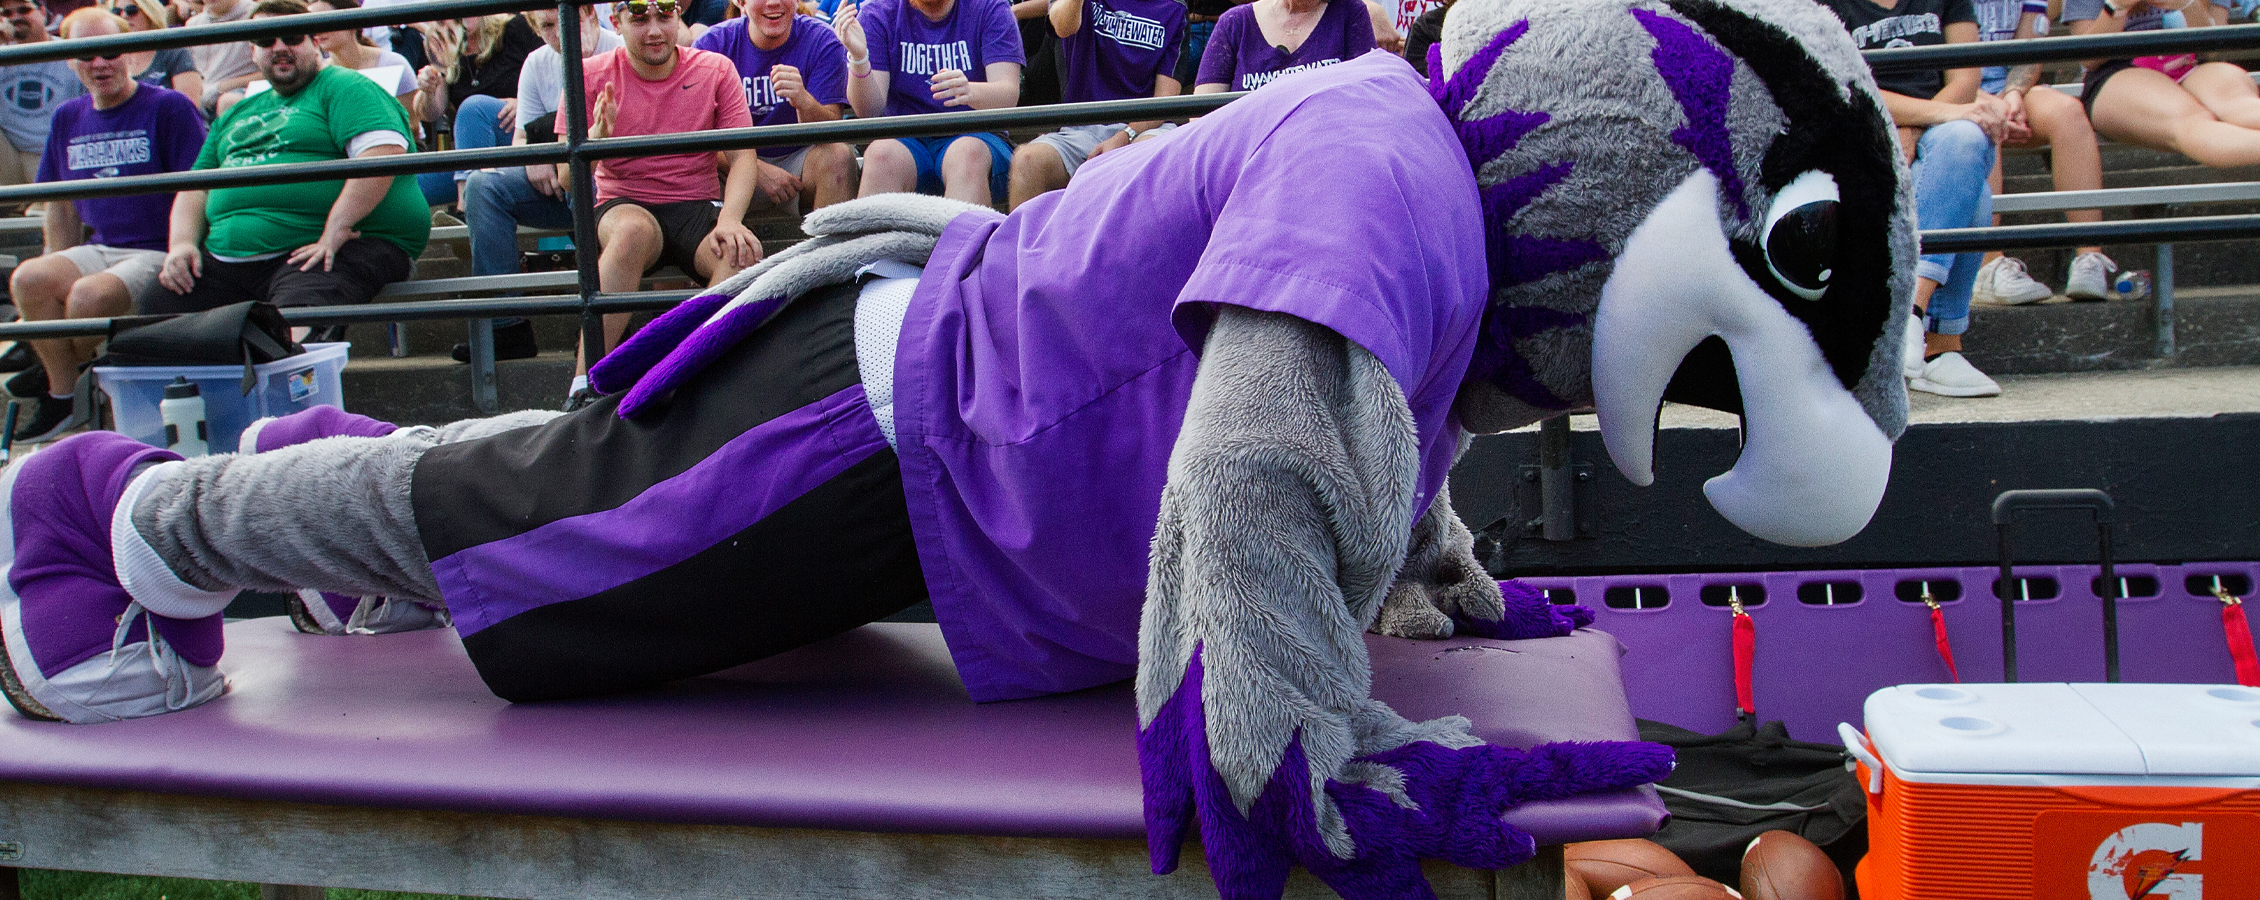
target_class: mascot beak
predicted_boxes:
[1591,170,1892,547]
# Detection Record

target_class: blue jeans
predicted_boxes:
[464,166,575,278]
[421,95,512,207]
[1176,21,1214,87]
[1910,119,1994,337]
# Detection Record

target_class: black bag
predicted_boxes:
[1636,718,1868,893]
[100,301,303,396]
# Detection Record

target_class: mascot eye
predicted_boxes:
[1762,170,1839,301]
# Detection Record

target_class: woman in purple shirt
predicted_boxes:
[1191,0,1374,93]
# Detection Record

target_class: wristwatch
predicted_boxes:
[1122,126,1143,141]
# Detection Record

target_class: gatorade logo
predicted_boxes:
[2034,809,2254,898]
[2089,822,2201,900]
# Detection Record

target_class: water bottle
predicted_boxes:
[2114,269,2153,302]
[160,377,209,457]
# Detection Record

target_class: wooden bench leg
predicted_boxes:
[259,884,324,900]
[1495,845,1565,900]
[0,866,20,900]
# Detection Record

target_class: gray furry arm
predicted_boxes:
[1137,306,1481,859]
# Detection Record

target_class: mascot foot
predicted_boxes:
[243,409,444,637]
[1,433,227,723]
[287,590,450,636]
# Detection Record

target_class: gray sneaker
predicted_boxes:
[2066,251,2116,301]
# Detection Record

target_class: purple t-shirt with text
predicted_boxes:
[1195,0,1376,92]
[36,85,206,252]
[1058,0,1188,103]
[897,52,1485,701]
[862,0,1025,117]
[694,15,852,158]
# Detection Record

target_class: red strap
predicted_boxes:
[1930,605,1961,683]
[1732,609,1755,716]
[2225,601,2260,688]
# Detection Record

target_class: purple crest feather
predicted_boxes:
[1466,331,1569,410]
[587,290,733,396]
[1429,19,1528,117]
[613,293,791,418]
[1500,236,1610,287]
[1632,9,1748,217]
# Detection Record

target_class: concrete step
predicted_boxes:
[1966,284,2258,374]
[341,352,575,424]
[338,311,590,360]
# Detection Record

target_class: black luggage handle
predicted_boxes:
[1992,489,2119,684]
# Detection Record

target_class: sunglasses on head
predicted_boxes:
[254,32,307,48]
[112,4,144,14]
[619,0,678,16]
[74,52,124,60]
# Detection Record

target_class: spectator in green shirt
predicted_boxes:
[153,0,429,316]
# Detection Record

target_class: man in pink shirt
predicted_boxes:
[560,0,761,397]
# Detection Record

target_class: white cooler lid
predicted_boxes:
[2071,683,2260,776]
[1864,683,2260,777]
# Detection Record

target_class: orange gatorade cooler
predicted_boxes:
[1842,683,2260,900]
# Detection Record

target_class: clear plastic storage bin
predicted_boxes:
[93,343,350,454]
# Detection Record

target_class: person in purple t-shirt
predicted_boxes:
[1193,0,1374,94]
[7,8,205,444]
[833,0,1023,205]
[1002,0,1183,210]
[694,0,858,210]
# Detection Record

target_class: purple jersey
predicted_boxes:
[1057,0,1187,103]
[1195,0,1376,92]
[862,0,1025,118]
[897,52,1485,701]
[693,15,852,158]
[36,85,206,252]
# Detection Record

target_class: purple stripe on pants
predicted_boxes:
[434,384,888,637]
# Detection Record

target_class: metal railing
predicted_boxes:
[0,10,2251,374]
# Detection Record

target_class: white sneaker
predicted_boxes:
[2066,251,2116,301]
[1908,351,2002,398]
[1975,256,2053,305]
[1902,312,1927,380]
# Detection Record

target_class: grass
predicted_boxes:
[16,870,494,900]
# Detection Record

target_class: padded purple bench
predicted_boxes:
[0,619,1662,900]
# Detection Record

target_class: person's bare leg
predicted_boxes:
[9,255,82,396]
[693,231,748,289]
[2023,85,2108,271]
[576,205,664,374]
[1005,141,1068,212]
[858,139,919,198]
[2092,66,2260,168]
[940,136,995,207]
[803,142,859,210]
[2179,61,2260,130]
[60,272,133,370]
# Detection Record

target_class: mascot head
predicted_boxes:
[1436,0,1914,547]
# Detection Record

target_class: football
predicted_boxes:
[1739,830,1845,900]
[1566,839,1700,898]
[1608,874,1744,898]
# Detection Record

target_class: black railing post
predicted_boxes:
[559,0,603,371]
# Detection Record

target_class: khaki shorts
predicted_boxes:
[1030,122,1178,177]
[58,244,168,305]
